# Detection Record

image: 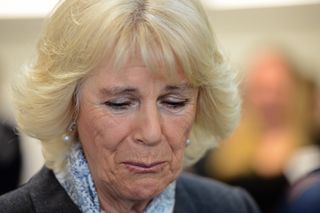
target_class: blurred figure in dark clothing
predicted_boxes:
[281,86,320,213]
[0,122,21,195]
[192,46,318,213]
[312,87,320,145]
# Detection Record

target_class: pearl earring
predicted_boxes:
[63,134,72,143]
[186,139,191,147]
[63,122,76,143]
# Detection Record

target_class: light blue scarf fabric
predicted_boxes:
[55,143,176,213]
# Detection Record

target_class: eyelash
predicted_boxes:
[104,101,134,110]
[161,99,189,110]
[104,98,190,112]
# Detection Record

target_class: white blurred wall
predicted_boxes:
[0,19,44,184]
[0,4,319,183]
[208,4,320,80]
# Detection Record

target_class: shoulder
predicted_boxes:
[0,175,35,212]
[0,122,19,141]
[287,171,320,213]
[0,167,80,213]
[175,173,260,213]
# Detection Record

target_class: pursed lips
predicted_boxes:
[122,161,166,173]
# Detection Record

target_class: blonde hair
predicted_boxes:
[13,0,240,171]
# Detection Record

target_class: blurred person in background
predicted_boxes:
[282,85,320,213]
[0,121,21,195]
[311,87,320,145]
[0,67,22,195]
[192,46,319,213]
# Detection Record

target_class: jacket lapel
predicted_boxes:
[173,175,197,213]
[29,167,80,213]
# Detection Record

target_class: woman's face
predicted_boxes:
[77,57,198,203]
[245,51,294,128]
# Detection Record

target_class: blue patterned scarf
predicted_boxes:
[55,143,176,213]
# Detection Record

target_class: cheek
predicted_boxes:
[77,108,123,171]
[166,106,196,141]
[166,117,193,143]
[163,111,196,166]
[78,105,128,148]
[77,106,134,177]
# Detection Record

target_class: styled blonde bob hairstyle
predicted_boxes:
[13,0,240,171]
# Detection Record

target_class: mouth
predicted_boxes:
[123,161,166,173]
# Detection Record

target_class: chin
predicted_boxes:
[125,176,170,200]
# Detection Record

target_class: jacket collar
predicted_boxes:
[28,167,80,213]
[27,167,196,213]
[173,174,197,213]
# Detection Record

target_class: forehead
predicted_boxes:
[81,56,195,100]
[92,55,188,85]
[247,52,294,88]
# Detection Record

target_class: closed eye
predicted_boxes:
[104,100,134,110]
[162,100,189,109]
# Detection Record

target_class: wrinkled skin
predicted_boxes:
[77,57,198,212]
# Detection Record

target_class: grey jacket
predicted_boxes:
[0,167,260,213]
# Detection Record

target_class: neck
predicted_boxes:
[261,122,290,134]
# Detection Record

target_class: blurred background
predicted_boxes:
[0,0,320,211]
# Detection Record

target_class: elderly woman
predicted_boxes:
[0,0,259,212]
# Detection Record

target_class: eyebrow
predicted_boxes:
[99,87,137,97]
[99,82,193,97]
[164,82,193,92]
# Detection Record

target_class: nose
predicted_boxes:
[134,104,162,146]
